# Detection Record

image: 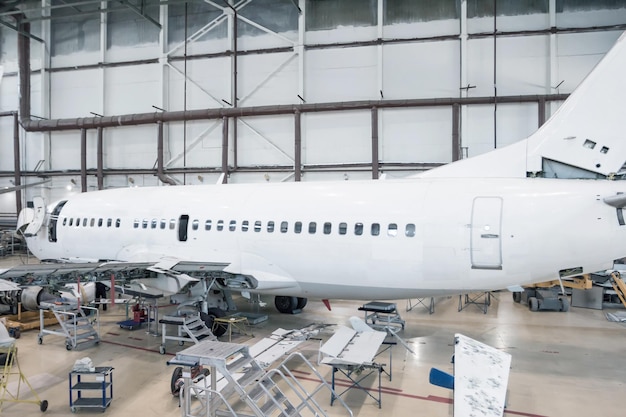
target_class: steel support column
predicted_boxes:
[294,110,301,182]
[80,129,87,192]
[538,98,546,127]
[13,112,22,214]
[371,107,379,180]
[221,116,229,183]
[452,103,460,162]
[97,127,104,190]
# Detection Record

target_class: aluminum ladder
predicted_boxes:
[38,305,100,350]
[171,340,353,417]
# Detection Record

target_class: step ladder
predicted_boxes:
[38,305,100,350]
[170,340,353,417]
[159,313,216,354]
[609,271,626,308]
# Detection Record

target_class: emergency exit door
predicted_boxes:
[470,197,503,270]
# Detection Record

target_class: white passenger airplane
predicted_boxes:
[5,32,626,320]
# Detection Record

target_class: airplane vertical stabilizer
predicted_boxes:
[420,30,626,179]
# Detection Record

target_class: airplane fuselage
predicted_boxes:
[23,177,626,300]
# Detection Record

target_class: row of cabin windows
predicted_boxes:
[62,217,121,228]
[132,218,417,237]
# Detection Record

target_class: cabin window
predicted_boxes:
[192,219,199,231]
[371,223,380,236]
[133,219,139,228]
[338,222,347,235]
[169,219,176,230]
[254,221,262,232]
[98,218,103,227]
[90,218,95,227]
[294,222,302,234]
[69,218,74,226]
[142,219,148,229]
[387,223,398,237]
[107,218,112,227]
[205,220,212,231]
[323,222,332,234]
[405,224,416,237]
[280,221,288,233]
[115,219,121,228]
[267,221,275,233]
[242,220,249,232]
[217,220,224,231]
[229,220,236,231]
[160,219,166,229]
[354,223,363,235]
[82,218,87,227]
[308,222,317,234]
[63,218,67,226]
[151,219,158,229]
[76,218,80,226]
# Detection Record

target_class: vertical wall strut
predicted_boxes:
[80,129,87,193]
[371,107,379,180]
[294,110,301,181]
[13,112,22,214]
[222,116,229,184]
[452,103,460,162]
[97,127,103,190]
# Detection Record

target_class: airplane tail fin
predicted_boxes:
[420,30,626,179]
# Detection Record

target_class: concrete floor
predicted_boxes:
[1,254,625,417]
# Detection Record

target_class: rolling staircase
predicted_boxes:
[170,340,353,417]
[38,305,100,350]
[159,313,217,354]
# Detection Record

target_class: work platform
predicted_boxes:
[358,301,405,331]
[167,339,352,417]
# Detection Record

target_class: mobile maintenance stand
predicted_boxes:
[38,304,100,350]
[358,301,405,331]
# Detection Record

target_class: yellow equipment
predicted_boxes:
[0,322,48,413]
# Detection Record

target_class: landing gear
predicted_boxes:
[274,296,307,314]
[201,308,228,337]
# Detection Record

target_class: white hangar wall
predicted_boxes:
[1,0,626,214]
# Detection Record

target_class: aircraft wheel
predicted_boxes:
[512,292,521,303]
[202,308,227,337]
[274,296,298,314]
[296,297,308,310]
[170,367,184,397]
[560,297,570,312]
[528,297,539,312]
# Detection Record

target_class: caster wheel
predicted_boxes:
[40,400,48,412]
[159,345,165,355]
[38,337,43,345]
